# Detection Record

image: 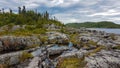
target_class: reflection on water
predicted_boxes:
[68,42,73,48]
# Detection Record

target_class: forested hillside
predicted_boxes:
[66,21,120,28]
[0,6,64,36]
[0,6,63,27]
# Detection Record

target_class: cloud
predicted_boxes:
[88,9,120,16]
[0,0,120,24]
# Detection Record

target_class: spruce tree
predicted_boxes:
[18,7,21,14]
[22,6,26,14]
[2,8,4,14]
[9,8,12,14]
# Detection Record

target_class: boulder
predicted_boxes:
[0,36,41,53]
[48,45,69,55]
[46,32,69,44]
[25,57,42,68]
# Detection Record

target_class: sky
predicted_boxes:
[0,0,120,24]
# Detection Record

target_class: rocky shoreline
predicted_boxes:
[0,27,120,68]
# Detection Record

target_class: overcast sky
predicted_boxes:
[0,0,120,24]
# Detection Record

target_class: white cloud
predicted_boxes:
[109,17,120,21]
[0,0,120,24]
[0,0,101,9]
[88,9,120,16]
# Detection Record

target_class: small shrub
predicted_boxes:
[25,25,35,30]
[86,46,105,56]
[40,36,48,44]
[57,57,86,68]
[32,28,47,34]
[70,33,79,45]
[0,64,8,68]
[19,52,33,62]
[12,29,32,36]
[25,44,39,49]
[110,34,116,40]
[88,40,97,46]
[112,46,120,50]
[7,23,15,30]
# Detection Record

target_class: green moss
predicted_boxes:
[32,28,47,34]
[40,36,48,44]
[0,27,47,36]
[112,46,120,50]
[57,57,86,68]
[70,33,80,45]
[86,46,105,56]
[25,25,36,30]
[88,40,97,46]
[12,29,32,36]
[25,44,40,49]
[7,23,15,30]
[110,34,116,40]
[19,52,33,62]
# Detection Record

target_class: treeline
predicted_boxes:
[0,6,62,27]
[66,21,120,28]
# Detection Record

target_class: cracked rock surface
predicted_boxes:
[85,50,120,68]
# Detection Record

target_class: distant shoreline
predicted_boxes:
[87,28,120,35]
[66,21,120,28]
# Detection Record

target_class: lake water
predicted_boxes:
[88,28,120,34]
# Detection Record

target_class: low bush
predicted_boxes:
[57,57,86,68]
[19,52,33,62]
[25,44,40,49]
[112,46,120,50]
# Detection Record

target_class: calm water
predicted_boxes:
[88,28,120,34]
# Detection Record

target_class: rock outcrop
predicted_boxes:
[0,36,41,53]
[0,27,119,68]
[85,50,120,68]
[47,32,69,44]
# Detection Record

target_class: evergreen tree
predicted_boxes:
[18,7,21,14]
[0,6,63,27]
[9,8,12,14]
[22,6,26,14]
[2,8,4,14]
[0,10,1,14]
[44,11,49,20]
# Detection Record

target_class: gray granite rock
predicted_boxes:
[0,36,41,53]
[46,32,69,44]
[48,45,69,55]
[85,50,120,68]
[25,57,42,68]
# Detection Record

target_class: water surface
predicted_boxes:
[88,28,120,34]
